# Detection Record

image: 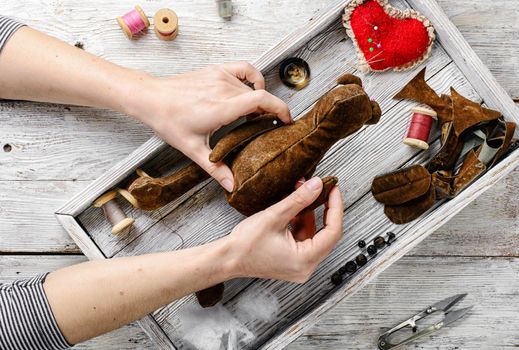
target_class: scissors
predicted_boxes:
[378,293,473,350]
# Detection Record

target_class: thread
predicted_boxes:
[94,191,135,235]
[154,8,179,41]
[117,5,150,39]
[403,106,437,150]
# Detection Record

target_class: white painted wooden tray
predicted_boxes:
[56,0,519,349]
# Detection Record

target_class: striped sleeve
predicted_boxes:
[0,16,25,53]
[0,273,71,350]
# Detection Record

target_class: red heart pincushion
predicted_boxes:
[343,0,435,72]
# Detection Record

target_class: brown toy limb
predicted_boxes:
[307,176,338,211]
[371,165,431,205]
[127,163,210,211]
[195,283,225,308]
[384,184,435,225]
[210,114,283,163]
[367,100,382,125]
[337,73,362,87]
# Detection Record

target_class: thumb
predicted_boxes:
[190,144,234,192]
[267,177,323,223]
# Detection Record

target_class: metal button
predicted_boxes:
[344,261,357,273]
[373,236,386,249]
[279,57,310,89]
[355,254,368,267]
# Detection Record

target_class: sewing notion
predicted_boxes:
[153,8,179,41]
[404,106,437,150]
[343,0,435,72]
[378,293,472,349]
[279,57,311,90]
[117,5,150,39]
[216,0,233,20]
[93,190,134,235]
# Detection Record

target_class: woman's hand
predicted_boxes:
[126,61,291,192]
[225,177,344,283]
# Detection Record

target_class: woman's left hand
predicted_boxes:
[126,61,292,192]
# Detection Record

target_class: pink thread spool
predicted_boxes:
[403,106,437,150]
[117,5,150,39]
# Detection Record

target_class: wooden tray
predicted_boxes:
[56,0,519,348]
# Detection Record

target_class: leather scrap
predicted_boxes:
[371,165,431,205]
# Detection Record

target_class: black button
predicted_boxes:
[373,236,386,249]
[358,240,366,248]
[331,272,343,285]
[279,57,310,89]
[367,245,377,255]
[344,261,357,273]
[338,266,347,275]
[387,232,396,242]
[355,254,367,267]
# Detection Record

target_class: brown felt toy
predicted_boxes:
[123,73,382,307]
[372,67,516,225]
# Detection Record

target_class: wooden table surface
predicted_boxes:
[1,1,517,349]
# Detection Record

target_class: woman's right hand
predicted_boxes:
[225,177,344,283]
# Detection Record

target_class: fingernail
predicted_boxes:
[222,178,234,192]
[305,177,322,191]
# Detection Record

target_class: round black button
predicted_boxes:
[338,266,347,275]
[367,245,377,255]
[373,236,386,249]
[344,261,357,273]
[279,57,310,90]
[331,272,343,286]
[355,254,367,267]
[387,232,396,242]
[358,240,366,249]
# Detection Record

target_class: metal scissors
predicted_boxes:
[378,293,473,350]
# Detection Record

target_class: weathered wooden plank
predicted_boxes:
[0,180,83,253]
[288,256,519,350]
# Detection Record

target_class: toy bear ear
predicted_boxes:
[367,100,382,125]
[337,73,362,87]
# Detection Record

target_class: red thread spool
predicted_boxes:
[403,106,437,150]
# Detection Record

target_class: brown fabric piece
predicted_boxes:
[426,122,464,173]
[371,165,431,205]
[127,163,209,211]
[393,67,453,123]
[431,171,454,199]
[225,80,380,216]
[384,184,435,224]
[451,88,501,136]
[195,283,225,308]
[452,149,487,195]
[489,121,516,166]
[210,114,283,163]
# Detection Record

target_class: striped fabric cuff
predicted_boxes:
[0,16,25,53]
[0,273,72,350]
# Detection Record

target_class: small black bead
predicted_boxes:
[338,266,347,275]
[373,236,386,249]
[367,245,377,255]
[355,254,368,267]
[331,272,343,285]
[387,232,396,241]
[344,261,357,273]
[358,240,366,248]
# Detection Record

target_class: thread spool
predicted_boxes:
[403,106,437,150]
[117,5,150,39]
[216,0,233,20]
[93,191,134,235]
[154,8,179,41]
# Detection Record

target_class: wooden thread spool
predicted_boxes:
[403,106,437,150]
[93,191,134,235]
[116,5,150,39]
[154,8,179,41]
